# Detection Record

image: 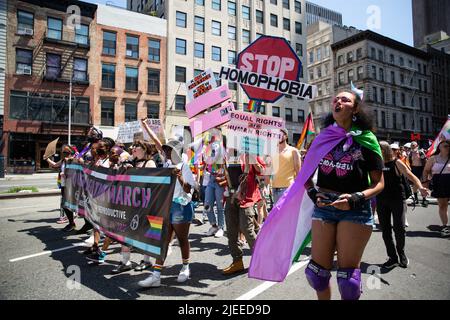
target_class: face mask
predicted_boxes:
[96,149,106,156]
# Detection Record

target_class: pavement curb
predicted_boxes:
[0,190,61,200]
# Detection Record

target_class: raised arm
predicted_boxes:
[140,118,164,155]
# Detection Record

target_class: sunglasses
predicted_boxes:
[333,96,353,104]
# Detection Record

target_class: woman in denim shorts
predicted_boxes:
[304,90,385,300]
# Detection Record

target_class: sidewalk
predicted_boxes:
[0,172,58,181]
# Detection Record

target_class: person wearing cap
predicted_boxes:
[408,141,428,207]
[422,135,450,237]
[270,128,302,204]
[138,138,198,288]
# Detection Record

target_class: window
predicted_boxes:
[17,10,34,35]
[373,87,378,102]
[283,18,290,31]
[271,0,278,5]
[296,43,302,56]
[298,110,305,123]
[229,81,237,90]
[378,50,383,61]
[242,5,250,20]
[272,106,280,117]
[380,88,385,104]
[401,93,405,106]
[212,0,221,10]
[175,95,186,111]
[309,70,314,81]
[316,48,321,61]
[357,66,364,80]
[214,72,222,86]
[391,71,395,84]
[418,63,422,74]
[148,69,160,93]
[195,16,204,32]
[212,20,221,36]
[295,1,301,13]
[176,11,187,28]
[101,63,115,89]
[75,24,89,45]
[371,65,377,79]
[103,31,116,56]
[338,72,344,85]
[295,22,302,34]
[47,17,62,40]
[356,48,362,60]
[324,63,330,76]
[101,100,115,126]
[424,80,428,93]
[212,46,221,61]
[381,111,386,128]
[175,66,186,83]
[283,0,290,9]
[126,35,139,58]
[348,69,354,82]
[400,73,404,84]
[379,68,384,81]
[392,90,396,106]
[242,29,250,44]
[371,47,376,59]
[424,98,428,111]
[176,38,186,55]
[325,46,330,58]
[402,114,406,128]
[271,14,278,27]
[125,101,137,122]
[256,10,264,24]
[148,39,160,62]
[228,25,236,40]
[147,102,160,119]
[73,58,87,81]
[316,66,322,78]
[399,57,404,66]
[338,55,343,66]
[194,42,204,58]
[347,51,353,63]
[285,108,293,122]
[16,49,32,74]
[259,105,266,115]
[196,0,204,5]
[228,1,236,15]
[46,53,61,79]
[418,79,422,91]
[228,50,236,65]
[194,69,202,77]
[419,97,423,110]
[310,51,314,64]
[125,67,138,91]
[390,54,395,64]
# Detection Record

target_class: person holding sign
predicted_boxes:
[303,90,384,300]
[271,128,302,204]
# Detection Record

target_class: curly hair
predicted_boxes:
[322,91,375,131]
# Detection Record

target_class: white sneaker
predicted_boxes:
[405,218,409,228]
[167,244,173,257]
[84,235,94,245]
[214,228,224,238]
[138,274,161,288]
[177,266,190,283]
[206,226,219,236]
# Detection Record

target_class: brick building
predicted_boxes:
[3,0,96,172]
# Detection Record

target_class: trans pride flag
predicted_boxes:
[249,124,382,282]
[426,115,450,158]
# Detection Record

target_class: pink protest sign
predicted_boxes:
[186,84,231,119]
[189,101,235,137]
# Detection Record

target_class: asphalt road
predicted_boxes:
[0,174,58,192]
[0,196,449,300]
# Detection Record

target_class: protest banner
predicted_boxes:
[186,68,217,102]
[186,84,231,119]
[43,137,59,160]
[63,164,176,260]
[226,111,285,156]
[189,101,235,137]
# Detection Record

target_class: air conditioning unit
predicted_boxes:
[18,27,34,36]
[18,66,32,75]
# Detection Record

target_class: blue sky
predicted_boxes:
[85,0,414,46]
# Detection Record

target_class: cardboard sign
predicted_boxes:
[226,111,285,156]
[145,119,167,144]
[44,137,59,160]
[186,68,217,102]
[189,101,235,137]
[186,84,231,118]
[117,121,143,143]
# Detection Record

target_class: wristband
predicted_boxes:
[307,187,318,203]
[349,192,365,210]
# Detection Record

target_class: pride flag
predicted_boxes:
[426,115,450,158]
[247,100,262,113]
[296,113,315,149]
[145,216,163,241]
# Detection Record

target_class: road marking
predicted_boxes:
[9,242,86,262]
[235,258,310,300]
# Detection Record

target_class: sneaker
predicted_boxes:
[192,218,204,226]
[405,218,409,228]
[167,244,173,257]
[84,235,94,245]
[177,266,190,283]
[138,274,161,288]
[86,250,106,264]
[56,216,68,224]
[206,226,219,236]
[134,260,152,272]
[110,262,132,275]
[62,224,75,232]
[421,199,429,207]
[399,253,409,268]
[214,228,224,238]
[441,226,450,238]
[382,258,399,269]
[202,214,209,223]
[222,259,245,275]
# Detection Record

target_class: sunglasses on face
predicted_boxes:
[333,96,353,104]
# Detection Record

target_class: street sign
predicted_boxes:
[235,35,303,103]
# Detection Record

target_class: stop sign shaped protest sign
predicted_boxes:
[237,36,302,103]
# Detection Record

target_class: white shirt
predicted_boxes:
[202,171,211,186]
[172,162,197,203]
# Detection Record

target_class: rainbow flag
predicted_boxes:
[247,100,262,113]
[426,115,450,158]
[145,216,163,241]
[296,113,315,149]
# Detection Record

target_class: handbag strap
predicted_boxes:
[437,157,450,176]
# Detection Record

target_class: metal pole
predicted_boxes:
[68,76,72,146]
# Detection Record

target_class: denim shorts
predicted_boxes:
[170,202,194,224]
[312,201,374,226]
